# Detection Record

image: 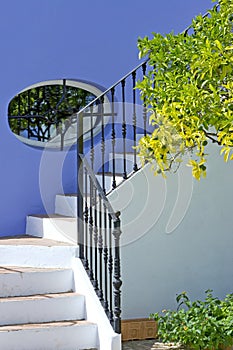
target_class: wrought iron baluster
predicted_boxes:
[93,187,99,293]
[113,215,122,334]
[90,104,95,171]
[142,63,147,137]
[103,203,109,314]
[88,176,94,282]
[121,79,127,179]
[111,88,116,189]
[83,167,89,272]
[108,215,114,324]
[77,112,84,260]
[132,71,138,172]
[100,97,106,193]
[98,195,104,303]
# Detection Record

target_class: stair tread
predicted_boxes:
[0,236,76,246]
[28,214,76,221]
[0,320,96,332]
[0,292,82,302]
[0,266,70,274]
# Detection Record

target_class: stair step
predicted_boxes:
[54,173,122,218]
[0,266,73,297]
[26,214,77,243]
[0,320,98,350]
[0,238,77,268]
[0,292,85,326]
[54,173,123,220]
[55,194,92,218]
[55,194,78,217]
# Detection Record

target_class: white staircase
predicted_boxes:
[23,149,136,348]
[26,148,141,242]
[26,173,122,243]
[0,239,121,350]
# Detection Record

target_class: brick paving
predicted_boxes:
[122,339,156,350]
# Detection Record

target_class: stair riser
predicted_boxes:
[55,195,77,217]
[55,195,92,218]
[0,294,85,326]
[0,323,98,350]
[26,216,77,244]
[0,269,73,297]
[54,176,122,218]
[55,173,122,206]
[0,245,78,268]
[55,195,99,218]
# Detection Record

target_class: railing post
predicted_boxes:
[77,112,84,260]
[142,62,148,137]
[132,70,138,172]
[113,214,122,334]
[111,88,116,190]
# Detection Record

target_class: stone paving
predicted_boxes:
[122,339,156,350]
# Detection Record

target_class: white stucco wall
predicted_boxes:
[108,144,233,319]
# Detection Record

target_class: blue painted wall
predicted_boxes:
[0,0,213,236]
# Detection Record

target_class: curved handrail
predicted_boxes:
[76,59,149,117]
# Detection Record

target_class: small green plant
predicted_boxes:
[151,290,233,350]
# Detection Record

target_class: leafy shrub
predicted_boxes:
[151,290,233,349]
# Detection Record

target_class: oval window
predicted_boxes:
[8,79,106,149]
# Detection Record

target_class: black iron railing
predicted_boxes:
[74,59,150,334]
[78,154,122,333]
[74,59,151,194]
[73,6,218,333]
[72,4,219,193]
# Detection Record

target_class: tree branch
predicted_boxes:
[204,131,221,145]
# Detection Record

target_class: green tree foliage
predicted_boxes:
[136,0,233,180]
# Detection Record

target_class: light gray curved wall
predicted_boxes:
[108,144,233,318]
